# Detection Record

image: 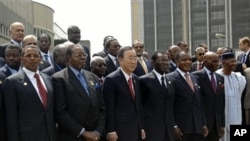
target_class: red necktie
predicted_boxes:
[34,73,48,108]
[128,77,135,101]
[210,72,217,93]
[198,63,202,70]
[184,73,194,92]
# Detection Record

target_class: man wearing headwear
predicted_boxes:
[216,52,246,141]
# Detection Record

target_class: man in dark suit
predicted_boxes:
[103,46,145,141]
[93,35,114,58]
[166,51,208,141]
[42,43,68,76]
[0,22,25,58]
[191,47,205,72]
[168,45,180,72]
[103,38,121,76]
[66,25,91,71]
[193,52,225,141]
[132,40,152,76]
[0,44,22,79]
[38,34,53,66]
[238,36,250,69]
[3,45,56,141]
[22,34,51,71]
[140,51,175,141]
[52,44,105,141]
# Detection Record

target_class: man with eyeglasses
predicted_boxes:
[133,40,152,76]
[103,38,121,76]
[52,44,105,141]
[191,47,205,72]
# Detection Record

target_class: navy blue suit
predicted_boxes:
[104,55,118,76]
[166,70,206,135]
[134,59,152,76]
[103,69,144,141]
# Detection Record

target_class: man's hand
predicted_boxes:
[106,132,118,141]
[141,129,146,140]
[82,131,100,141]
[174,127,183,140]
[203,126,209,137]
[219,127,225,138]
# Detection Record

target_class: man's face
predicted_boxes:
[54,47,67,68]
[107,40,121,56]
[176,52,192,72]
[68,47,87,70]
[196,49,205,62]
[153,53,169,74]
[169,46,180,62]
[180,42,189,53]
[222,58,237,72]
[38,35,51,53]
[68,27,81,44]
[5,48,21,69]
[91,59,107,77]
[10,23,25,42]
[119,49,137,74]
[239,40,248,52]
[21,47,41,72]
[133,42,144,57]
[23,37,38,47]
[216,48,224,59]
[204,54,219,72]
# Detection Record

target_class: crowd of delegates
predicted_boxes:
[0,21,250,141]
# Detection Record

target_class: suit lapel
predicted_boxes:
[20,71,44,109]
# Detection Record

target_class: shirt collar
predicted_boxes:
[22,67,39,80]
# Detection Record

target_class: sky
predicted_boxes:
[33,0,132,56]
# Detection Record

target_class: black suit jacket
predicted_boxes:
[140,71,175,141]
[41,63,63,76]
[193,69,225,136]
[0,57,5,67]
[92,50,108,58]
[0,64,12,79]
[237,52,250,67]
[134,59,152,76]
[0,73,6,141]
[166,70,206,134]
[3,70,56,141]
[103,69,144,141]
[52,67,105,141]
[168,61,177,73]
[104,55,118,76]
[39,59,51,71]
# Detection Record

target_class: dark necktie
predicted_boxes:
[210,72,217,93]
[198,63,202,70]
[184,73,194,92]
[241,54,247,63]
[161,76,166,89]
[78,72,89,96]
[34,73,47,108]
[44,54,49,61]
[128,77,135,101]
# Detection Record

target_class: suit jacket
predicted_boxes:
[103,69,144,141]
[41,63,63,76]
[237,52,250,67]
[140,71,175,141]
[104,55,118,76]
[0,73,6,141]
[3,70,56,141]
[133,59,152,76]
[191,61,203,72]
[193,69,225,136]
[92,50,108,58]
[244,68,250,109]
[38,59,51,71]
[0,64,12,79]
[52,67,105,141]
[0,57,5,67]
[166,70,206,134]
[168,62,177,73]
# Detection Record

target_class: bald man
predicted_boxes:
[90,56,107,80]
[0,22,25,58]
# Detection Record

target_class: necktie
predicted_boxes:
[210,72,217,93]
[128,77,135,101]
[198,63,202,70]
[161,76,166,89]
[78,72,90,96]
[138,58,148,73]
[241,54,247,63]
[34,73,47,108]
[184,73,194,92]
[44,54,49,61]
[115,58,119,67]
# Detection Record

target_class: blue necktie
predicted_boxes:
[78,72,89,96]
[241,54,247,63]
[44,54,49,61]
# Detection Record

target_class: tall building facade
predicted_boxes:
[131,0,250,55]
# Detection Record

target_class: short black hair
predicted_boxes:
[151,50,165,62]
[117,46,134,59]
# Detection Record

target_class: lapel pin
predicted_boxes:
[89,80,94,86]
[0,80,2,84]
[168,81,171,84]
[24,82,27,86]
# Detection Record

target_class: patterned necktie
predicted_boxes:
[184,73,194,92]
[128,77,135,101]
[34,73,47,108]
[210,72,217,93]
[78,72,90,96]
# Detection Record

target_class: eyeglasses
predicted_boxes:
[198,53,205,56]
